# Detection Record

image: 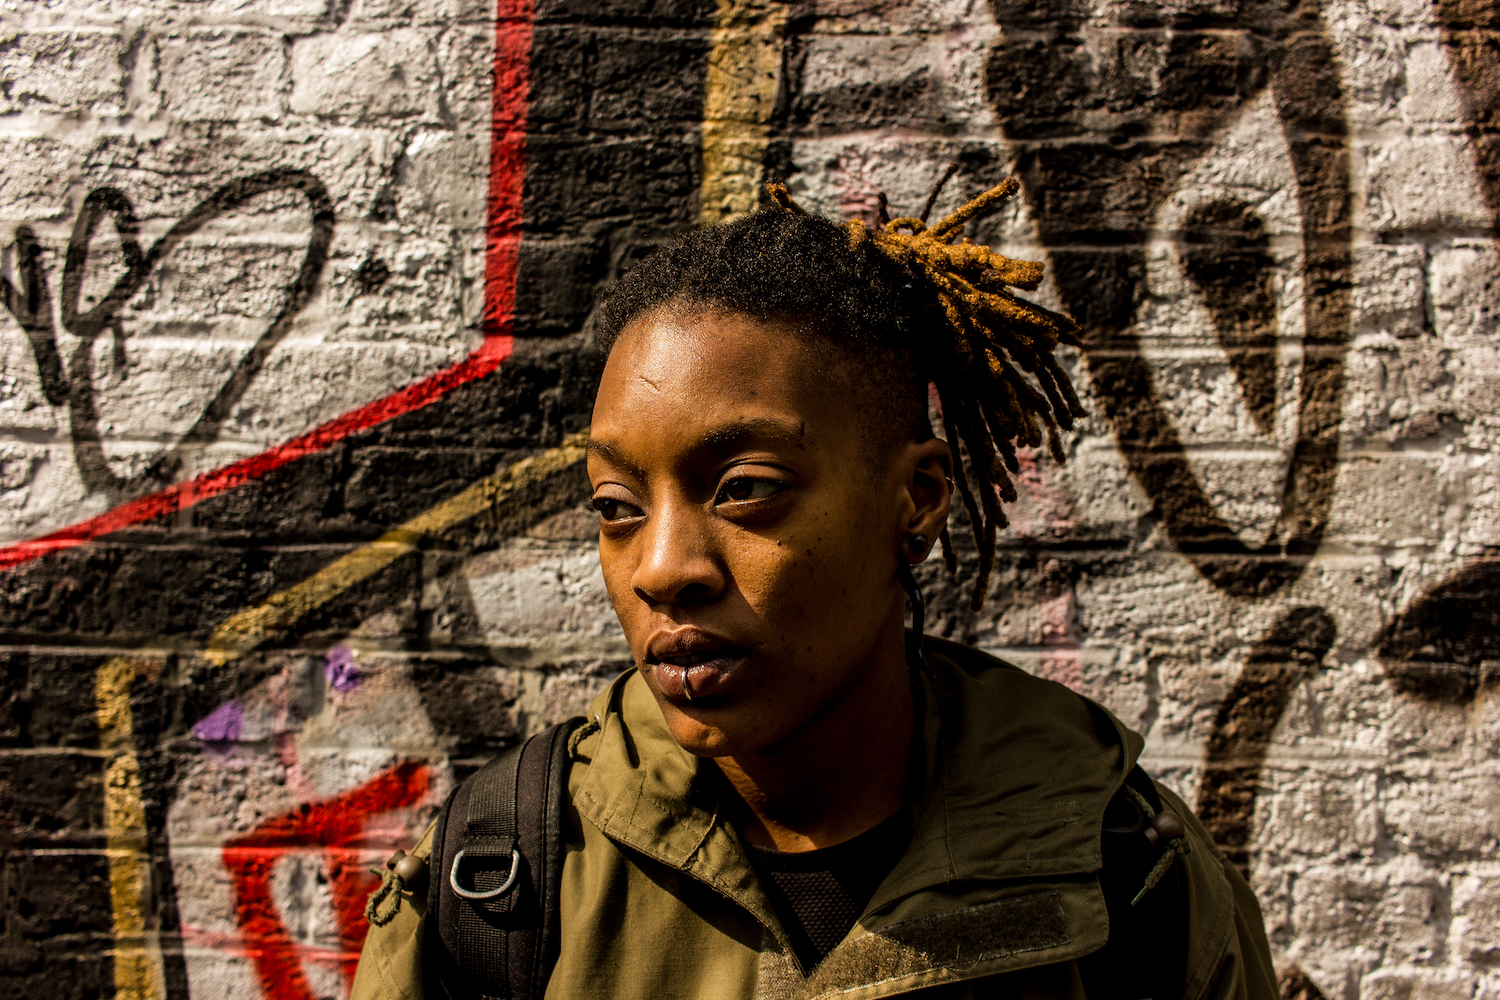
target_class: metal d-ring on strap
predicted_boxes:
[449,847,522,900]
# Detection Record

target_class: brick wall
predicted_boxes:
[0,0,1496,996]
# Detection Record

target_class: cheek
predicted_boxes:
[596,541,647,635]
[730,511,885,634]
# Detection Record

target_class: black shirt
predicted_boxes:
[748,811,913,971]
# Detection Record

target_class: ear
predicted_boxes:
[894,437,954,564]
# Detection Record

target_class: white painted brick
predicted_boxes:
[1292,860,1448,967]
[1396,39,1475,127]
[319,234,471,331]
[394,129,489,229]
[220,337,474,442]
[464,538,623,644]
[0,28,124,114]
[1341,337,1458,446]
[1139,345,1300,439]
[1178,451,1298,545]
[788,134,1032,245]
[1255,763,1384,861]
[0,138,74,221]
[58,125,401,221]
[181,951,293,1000]
[1325,0,1441,31]
[154,28,288,123]
[1431,242,1500,343]
[289,29,443,122]
[1323,454,1445,549]
[1362,134,1493,236]
[433,23,495,127]
[1361,969,1483,1000]
[1354,244,1430,339]
[1385,764,1500,858]
[350,0,498,26]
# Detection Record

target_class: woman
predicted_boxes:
[352,180,1278,999]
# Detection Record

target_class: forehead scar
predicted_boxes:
[638,374,661,392]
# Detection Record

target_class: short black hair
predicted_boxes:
[596,206,935,441]
[594,183,1084,609]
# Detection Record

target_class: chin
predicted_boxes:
[658,702,776,759]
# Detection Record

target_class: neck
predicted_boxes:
[715,609,915,853]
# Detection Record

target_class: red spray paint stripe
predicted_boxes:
[0,0,540,575]
[223,761,432,1000]
[0,336,514,573]
[485,0,534,334]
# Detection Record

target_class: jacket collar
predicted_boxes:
[571,638,1144,985]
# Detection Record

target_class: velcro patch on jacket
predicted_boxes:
[801,891,1070,998]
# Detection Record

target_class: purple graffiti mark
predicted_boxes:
[192,699,244,749]
[324,646,363,693]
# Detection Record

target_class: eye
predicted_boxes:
[715,477,787,504]
[587,496,643,522]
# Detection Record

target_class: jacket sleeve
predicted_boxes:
[349,822,435,1000]
[1155,786,1280,1000]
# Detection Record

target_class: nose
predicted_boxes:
[630,503,725,607]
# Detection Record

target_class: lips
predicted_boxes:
[645,628,748,702]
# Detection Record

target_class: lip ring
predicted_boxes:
[681,675,694,701]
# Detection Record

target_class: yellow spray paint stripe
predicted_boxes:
[700,0,786,224]
[205,433,590,666]
[96,656,166,1000]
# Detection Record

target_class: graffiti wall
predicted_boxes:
[0,0,1496,996]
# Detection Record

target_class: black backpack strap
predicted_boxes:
[425,717,585,1000]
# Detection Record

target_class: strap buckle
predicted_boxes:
[449,847,521,900]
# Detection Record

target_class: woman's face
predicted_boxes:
[588,307,947,757]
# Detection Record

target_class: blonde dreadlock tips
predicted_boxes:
[765,177,1086,609]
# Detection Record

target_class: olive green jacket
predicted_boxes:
[351,638,1277,1000]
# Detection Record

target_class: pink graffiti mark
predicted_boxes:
[835,152,884,227]
[1009,447,1086,691]
[1036,588,1085,692]
[1009,445,1077,540]
[222,760,432,1000]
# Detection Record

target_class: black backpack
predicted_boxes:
[418,719,1188,1000]
[423,717,585,1000]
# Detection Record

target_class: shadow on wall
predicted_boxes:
[974,0,1500,994]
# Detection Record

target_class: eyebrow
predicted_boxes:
[586,438,646,480]
[587,417,807,475]
[699,418,807,455]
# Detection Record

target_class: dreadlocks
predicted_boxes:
[594,176,1085,610]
